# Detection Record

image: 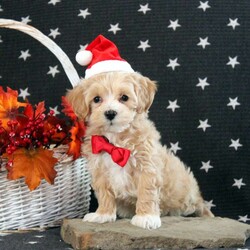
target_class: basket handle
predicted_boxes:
[0,18,80,87]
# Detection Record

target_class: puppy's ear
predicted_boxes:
[66,83,89,121]
[135,75,157,113]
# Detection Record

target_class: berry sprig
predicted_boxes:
[0,109,67,156]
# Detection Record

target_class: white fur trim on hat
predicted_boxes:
[75,50,93,66]
[85,60,134,79]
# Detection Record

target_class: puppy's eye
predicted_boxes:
[93,96,101,103]
[120,95,129,102]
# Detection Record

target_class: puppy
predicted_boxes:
[66,71,214,229]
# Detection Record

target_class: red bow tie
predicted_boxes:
[91,135,130,167]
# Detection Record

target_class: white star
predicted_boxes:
[232,178,246,189]
[18,49,31,61]
[197,37,210,49]
[0,36,3,43]
[34,235,45,238]
[167,58,180,71]
[21,16,32,24]
[169,142,181,154]
[197,119,211,132]
[227,56,240,68]
[78,8,91,19]
[200,161,213,173]
[196,77,210,90]
[79,44,88,50]
[229,138,242,151]
[108,23,122,35]
[138,3,151,14]
[27,241,38,245]
[48,0,61,5]
[198,1,211,12]
[0,5,3,12]
[227,18,240,30]
[227,97,240,110]
[137,40,151,52]
[49,106,60,115]
[204,200,216,210]
[47,65,60,78]
[19,87,31,100]
[167,100,180,112]
[168,19,181,31]
[48,28,61,39]
[238,215,250,223]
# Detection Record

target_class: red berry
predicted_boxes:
[9,132,16,137]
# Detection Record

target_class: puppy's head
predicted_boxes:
[66,72,157,134]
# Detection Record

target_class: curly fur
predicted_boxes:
[66,71,214,229]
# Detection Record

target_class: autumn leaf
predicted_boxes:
[0,86,27,129]
[4,147,57,191]
[67,121,85,160]
[61,96,77,121]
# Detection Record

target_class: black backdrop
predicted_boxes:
[0,0,249,224]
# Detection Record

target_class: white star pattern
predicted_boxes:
[168,19,181,31]
[48,0,61,5]
[238,215,250,223]
[200,161,213,173]
[227,56,240,68]
[167,100,180,112]
[204,200,216,210]
[232,178,246,189]
[79,44,88,50]
[18,50,31,61]
[21,16,32,24]
[19,87,31,100]
[198,1,211,12]
[138,3,151,15]
[197,37,210,49]
[196,77,210,90]
[169,142,181,154]
[229,139,242,151]
[137,40,151,52]
[49,106,60,115]
[198,119,211,132]
[0,5,3,12]
[48,28,61,39]
[78,8,91,19]
[108,23,122,35]
[47,65,60,78]
[167,58,180,70]
[0,36,3,43]
[227,18,240,30]
[227,97,240,110]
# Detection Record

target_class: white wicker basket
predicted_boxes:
[0,19,91,230]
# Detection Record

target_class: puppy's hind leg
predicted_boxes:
[195,202,215,218]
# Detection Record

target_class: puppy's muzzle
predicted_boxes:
[104,110,117,121]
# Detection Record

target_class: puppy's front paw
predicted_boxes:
[83,212,116,223]
[131,215,161,229]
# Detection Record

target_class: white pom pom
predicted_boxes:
[75,50,93,66]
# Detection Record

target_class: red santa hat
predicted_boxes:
[75,35,134,79]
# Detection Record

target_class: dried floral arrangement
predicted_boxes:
[0,86,85,191]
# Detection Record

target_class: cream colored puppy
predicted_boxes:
[67,71,214,230]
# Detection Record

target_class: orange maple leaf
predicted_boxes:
[4,147,57,191]
[0,87,27,129]
[67,121,85,160]
[61,96,77,121]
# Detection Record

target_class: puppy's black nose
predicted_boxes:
[104,110,117,121]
